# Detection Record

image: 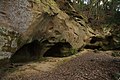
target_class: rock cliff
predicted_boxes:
[0,0,93,62]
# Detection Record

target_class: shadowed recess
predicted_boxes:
[10,40,42,63]
[43,42,73,57]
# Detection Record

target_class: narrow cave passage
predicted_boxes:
[43,42,72,57]
[10,40,42,63]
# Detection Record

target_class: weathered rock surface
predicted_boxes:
[84,25,120,50]
[0,0,93,61]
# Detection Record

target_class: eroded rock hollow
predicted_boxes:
[0,0,94,62]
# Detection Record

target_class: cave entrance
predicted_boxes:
[90,36,103,44]
[10,40,42,63]
[84,36,103,50]
[43,42,73,57]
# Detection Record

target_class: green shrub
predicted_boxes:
[111,52,120,57]
[113,73,120,80]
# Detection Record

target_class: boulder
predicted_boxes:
[0,0,93,62]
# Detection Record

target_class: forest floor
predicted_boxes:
[0,49,120,80]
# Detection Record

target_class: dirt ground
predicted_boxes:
[0,49,120,80]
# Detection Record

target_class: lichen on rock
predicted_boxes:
[0,24,19,59]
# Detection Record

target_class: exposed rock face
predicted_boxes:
[84,25,120,50]
[0,0,93,61]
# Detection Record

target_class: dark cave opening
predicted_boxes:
[10,40,42,63]
[43,42,72,57]
[84,36,103,50]
[10,40,76,63]
[90,36,103,44]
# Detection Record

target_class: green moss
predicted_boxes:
[111,52,120,57]
[70,48,77,55]
[41,0,59,15]
[60,48,77,57]
[35,0,40,3]
[43,5,53,14]
[112,73,120,80]
[48,0,57,6]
